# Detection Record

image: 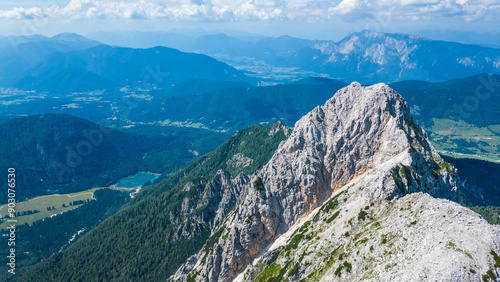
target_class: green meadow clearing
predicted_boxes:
[0,188,101,230]
[426,118,500,163]
[0,172,160,230]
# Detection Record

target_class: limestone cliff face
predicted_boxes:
[172,83,499,281]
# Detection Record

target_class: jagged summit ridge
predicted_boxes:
[171,83,497,282]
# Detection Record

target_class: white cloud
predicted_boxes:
[0,7,47,19]
[330,0,363,14]
[36,0,291,21]
[0,0,498,23]
[326,0,500,22]
[400,0,441,6]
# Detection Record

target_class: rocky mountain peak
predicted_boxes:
[351,30,385,39]
[317,32,420,67]
[254,82,454,226]
[171,83,498,282]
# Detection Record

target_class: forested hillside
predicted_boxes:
[0,114,228,203]
[0,189,130,281]
[21,123,289,281]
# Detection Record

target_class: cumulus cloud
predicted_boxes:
[400,0,441,6]
[330,0,363,15]
[0,7,47,19]
[326,0,500,22]
[0,0,498,23]
[33,0,290,21]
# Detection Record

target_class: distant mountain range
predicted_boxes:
[0,33,254,92]
[0,33,100,52]
[0,33,101,86]
[1,30,500,93]
[89,30,500,83]
[411,30,500,48]
[89,29,500,49]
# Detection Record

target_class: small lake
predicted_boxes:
[115,172,160,188]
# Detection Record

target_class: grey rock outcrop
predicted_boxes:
[172,82,499,281]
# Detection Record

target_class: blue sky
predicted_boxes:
[0,0,499,39]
